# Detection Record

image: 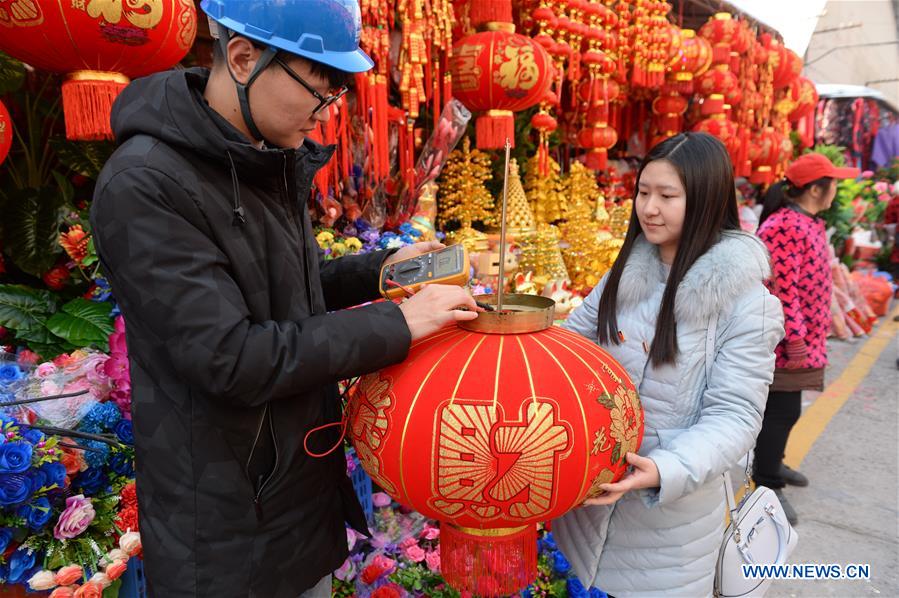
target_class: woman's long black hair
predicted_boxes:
[595,132,741,366]
[758,176,834,227]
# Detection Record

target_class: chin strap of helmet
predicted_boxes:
[215,22,278,146]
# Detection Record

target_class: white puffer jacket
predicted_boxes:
[553,231,784,597]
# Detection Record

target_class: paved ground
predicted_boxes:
[769,307,899,597]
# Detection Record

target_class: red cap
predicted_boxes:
[784,153,859,187]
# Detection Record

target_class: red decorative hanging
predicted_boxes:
[0,0,196,140]
[450,1,553,148]
[0,98,11,166]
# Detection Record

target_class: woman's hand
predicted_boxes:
[582,452,661,506]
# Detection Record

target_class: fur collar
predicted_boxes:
[617,231,771,327]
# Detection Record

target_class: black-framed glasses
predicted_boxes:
[274,56,348,115]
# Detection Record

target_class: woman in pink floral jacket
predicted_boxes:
[754,153,859,524]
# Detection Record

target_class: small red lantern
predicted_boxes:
[451,23,553,149]
[666,28,713,95]
[578,123,619,170]
[697,64,742,107]
[0,99,11,166]
[788,76,818,121]
[699,12,741,64]
[349,319,642,596]
[693,94,739,169]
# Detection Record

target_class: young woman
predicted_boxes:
[553,132,785,597]
[752,153,859,523]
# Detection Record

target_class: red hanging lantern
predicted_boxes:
[666,28,712,95]
[578,122,619,170]
[0,99,11,166]
[348,319,642,597]
[651,85,689,142]
[0,0,196,141]
[788,76,818,121]
[699,12,741,64]
[693,94,739,169]
[697,64,742,107]
[748,126,782,185]
[450,1,553,149]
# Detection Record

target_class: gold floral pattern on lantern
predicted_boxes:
[584,467,616,500]
[596,385,643,464]
[347,374,397,494]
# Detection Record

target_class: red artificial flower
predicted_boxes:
[360,563,388,585]
[59,225,90,266]
[120,482,138,508]
[43,265,70,291]
[116,505,139,533]
[371,585,402,598]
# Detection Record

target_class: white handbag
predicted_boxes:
[703,315,799,597]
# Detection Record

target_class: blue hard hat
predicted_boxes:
[201,0,374,73]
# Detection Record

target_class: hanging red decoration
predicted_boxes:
[787,76,818,121]
[450,0,553,149]
[348,323,642,597]
[696,64,742,107]
[0,0,196,141]
[0,99,11,166]
[692,94,739,169]
[698,12,743,64]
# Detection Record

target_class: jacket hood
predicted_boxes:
[110,68,334,179]
[619,230,772,327]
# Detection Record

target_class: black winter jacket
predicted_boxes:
[90,68,411,597]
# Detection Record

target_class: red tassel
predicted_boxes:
[61,73,128,141]
[585,148,608,171]
[440,524,538,597]
[476,111,515,149]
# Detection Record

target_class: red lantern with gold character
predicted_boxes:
[0,0,196,140]
[348,313,642,597]
[697,64,742,107]
[0,99,11,166]
[693,94,739,170]
[450,1,553,149]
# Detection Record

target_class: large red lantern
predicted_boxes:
[450,0,553,150]
[0,0,196,140]
[348,311,642,596]
[0,99,11,166]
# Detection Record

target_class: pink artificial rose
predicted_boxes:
[399,537,418,550]
[347,528,360,551]
[403,544,426,563]
[420,524,440,540]
[104,561,128,581]
[28,570,58,591]
[371,492,391,508]
[114,315,126,335]
[875,181,889,193]
[49,587,76,598]
[108,332,127,355]
[862,170,874,179]
[119,531,142,556]
[53,354,74,368]
[103,355,129,380]
[36,362,58,378]
[54,495,96,540]
[425,550,440,573]
[879,193,891,202]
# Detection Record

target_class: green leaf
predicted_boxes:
[0,284,56,330]
[611,441,621,465]
[51,170,75,206]
[2,187,66,277]
[0,51,26,95]
[49,137,115,180]
[46,298,114,347]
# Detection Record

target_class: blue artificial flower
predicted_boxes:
[114,419,134,444]
[26,496,52,530]
[82,440,110,469]
[0,528,12,553]
[588,588,608,598]
[109,452,134,478]
[81,401,121,433]
[567,578,589,598]
[6,546,36,584]
[553,551,571,576]
[40,462,66,489]
[0,442,33,474]
[73,467,108,495]
[520,588,534,598]
[0,364,23,387]
[27,467,48,492]
[21,427,44,445]
[0,473,31,506]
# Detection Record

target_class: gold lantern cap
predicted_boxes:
[459,294,556,334]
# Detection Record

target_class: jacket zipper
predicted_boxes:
[282,154,315,315]
[245,404,280,521]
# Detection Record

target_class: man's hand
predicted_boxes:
[398,284,480,341]
[581,452,660,506]
[383,241,445,267]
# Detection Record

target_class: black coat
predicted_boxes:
[90,69,411,597]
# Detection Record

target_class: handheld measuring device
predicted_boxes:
[379,244,470,299]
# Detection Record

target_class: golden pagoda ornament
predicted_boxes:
[517,223,570,284]
[524,154,566,225]
[437,137,496,251]
[495,158,536,236]
[609,199,633,238]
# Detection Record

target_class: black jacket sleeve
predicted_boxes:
[316,246,397,311]
[90,166,411,407]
